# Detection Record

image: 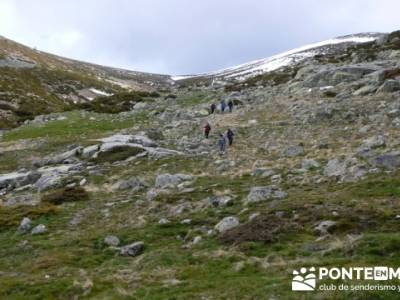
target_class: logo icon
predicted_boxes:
[374,267,388,280]
[292,267,316,291]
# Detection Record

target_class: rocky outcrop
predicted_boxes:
[245,186,287,204]
[155,174,194,189]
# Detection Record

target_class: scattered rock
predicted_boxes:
[209,195,233,207]
[120,241,145,257]
[362,135,385,149]
[370,152,400,169]
[252,167,275,178]
[377,80,400,93]
[18,217,32,234]
[155,173,193,189]
[302,159,320,170]
[245,186,287,204]
[158,218,170,225]
[324,158,346,177]
[117,177,147,191]
[282,145,304,157]
[192,236,202,245]
[104,235,120,247]
[31,224,47,235]
[314,220,337,235]
[215,216,240,233]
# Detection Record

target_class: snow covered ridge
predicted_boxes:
[171,33,382,82]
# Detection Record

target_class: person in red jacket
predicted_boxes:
[203,122,211,138]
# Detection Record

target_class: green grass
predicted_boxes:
[2,111,139,142]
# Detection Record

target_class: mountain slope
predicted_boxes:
[0,36,172,128]
[173,33,384,83]
[1,30,400,299]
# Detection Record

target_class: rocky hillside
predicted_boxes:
[0,30,400,299]
[0,36,172,128]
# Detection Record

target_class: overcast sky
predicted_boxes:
[0,0,399,75]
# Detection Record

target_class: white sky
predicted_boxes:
[0,0,399,74]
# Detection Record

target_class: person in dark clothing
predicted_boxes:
[203,122,211,138]
[227,100,234,113]
[218,134,226,153]
[220,99,226,113]
[210,103,217,114]
[226,128,234,146]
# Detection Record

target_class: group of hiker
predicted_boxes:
[203,122,235,154]
[210,99,234,114]
[203,99,237,154]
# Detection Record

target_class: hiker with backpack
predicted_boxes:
[210,103,217,114]
[218,133,227,153]
[203,122,211,138]
[220,99,226,113]
[227,100,234,113]
[226,128,234,146]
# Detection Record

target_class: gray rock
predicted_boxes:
[209,195,233,207]
[362,135,385,149]
[31,224,47,235]
[252,167,275,178]
[314,220,337,235]
[324,159,347,177]
[302,159,320,170]
[158,218,170,225]
[215,216,240,233]
[18,217,32,233]
[353,85,377,96]
[192,236,202,245]
[246,186,287,204]
[155,174,193,189]
[146,189,159,201]
[0,171,41,192]
[120,241,144,257]
[33,147,83,167]
[282,145,304,157]
[100,134,157,147]
[370,152,400,169]
[35,172,64,192]
[104,235,120,247]
[377,80,400,93]
[82,144,100,158]
[117,177,146,191]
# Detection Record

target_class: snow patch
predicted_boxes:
[89,88,113,97]
[171,35,379,81]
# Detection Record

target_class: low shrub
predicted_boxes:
[41,186,89,205]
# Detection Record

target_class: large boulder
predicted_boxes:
[304,66,377,88]
[155,174,193,189]
[33,146,83,167]
[246,186,287,204]
[0,171,41,192]
[100,134,157,147]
